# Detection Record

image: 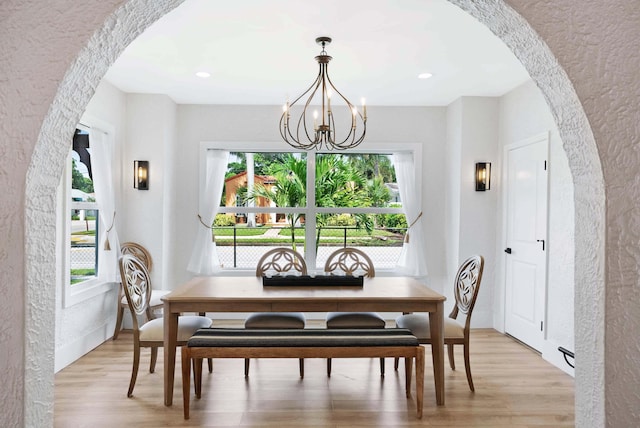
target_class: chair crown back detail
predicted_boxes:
[119,254,153,319]
[450,255,484,322]
[324,247,375,278]
[256,248,307,277]
[120,241,153,272]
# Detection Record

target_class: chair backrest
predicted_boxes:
[119,254,152,328]
[324,247,375,278]
[449,255,484,330]
[256,248,307,277]
[120,241,153,272]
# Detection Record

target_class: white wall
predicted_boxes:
[445,97,499,326]
[54,80,126,371]
[445,99,462,288]
[497,80,575,375]
[122,94,177,290]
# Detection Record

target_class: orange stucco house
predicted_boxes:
[224,172,278,224]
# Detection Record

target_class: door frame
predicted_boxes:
[499,131,550,346]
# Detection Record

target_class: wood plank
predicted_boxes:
[54,328,574,427]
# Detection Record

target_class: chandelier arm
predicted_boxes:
[325,74,355,110]
[289,66,324,107]
[325,73,366,149]
[281,68,323,149]
[297,79,323,146]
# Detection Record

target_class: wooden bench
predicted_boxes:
[181,328,425,419]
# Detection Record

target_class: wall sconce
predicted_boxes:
[475,162,491,191]
[134,160,149,190]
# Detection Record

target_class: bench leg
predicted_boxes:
[416,346,425,418]
[404,357,413,398]
[299,358,304,379]
[181,347,191,420]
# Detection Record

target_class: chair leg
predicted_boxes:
[463,340,475,392]
[194,358,203,398]
[447,343,456,370]
[380,357,385,376]
[113,305,124,340]
[128,343,140,397]
[149,347,158,373]
[244,358,250,377]
[404,357,413,398]
[394,357,399,371]
[326,358,332,377]
[299,358,304,379]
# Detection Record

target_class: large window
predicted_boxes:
[69,129,99,285]
[215,151,408,271]
[61,121,119,307]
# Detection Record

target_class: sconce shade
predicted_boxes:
[134,160,149,190]
[475,162,491,191]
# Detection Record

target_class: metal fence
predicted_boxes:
[214,225,406,270]
[70,218,98,282]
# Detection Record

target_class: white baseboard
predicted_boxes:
[542,339,575,377]
[55,322,111,373]
[470,309,494,328]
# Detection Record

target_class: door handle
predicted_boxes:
[504,247,512,254]
[537,239,545,251]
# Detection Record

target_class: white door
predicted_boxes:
[504,133,549,352]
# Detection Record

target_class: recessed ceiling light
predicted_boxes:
[418,72,433,79]
[195,71,211,78]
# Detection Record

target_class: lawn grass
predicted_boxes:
[213,227,267,236]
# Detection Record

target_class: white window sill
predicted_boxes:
[64,278,117,308]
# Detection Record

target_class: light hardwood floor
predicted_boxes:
[54,328,574,427]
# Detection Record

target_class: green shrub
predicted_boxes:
[326,213,356,227]
[214,214,236,227]
[377,205,408,233]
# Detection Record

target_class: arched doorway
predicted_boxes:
[24,0,604,426]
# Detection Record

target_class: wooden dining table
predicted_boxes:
[162,275,446,406]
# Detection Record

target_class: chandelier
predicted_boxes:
[279,37,367,150]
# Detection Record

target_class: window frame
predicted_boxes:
[201,141,422,275]
[61,119,115,308]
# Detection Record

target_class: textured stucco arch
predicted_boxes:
[24,0,604,426]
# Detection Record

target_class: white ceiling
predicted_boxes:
[104,0,531,106]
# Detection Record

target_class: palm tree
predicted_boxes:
[315,154,373,250]
[248,153,376,252]
[248,154,306,250]
[348,154,396,183]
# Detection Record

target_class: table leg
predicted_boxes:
[164,303,179,406]
[429,301,445,405]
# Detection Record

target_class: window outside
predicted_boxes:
[216,152,407,271]
[69,129,99,285]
